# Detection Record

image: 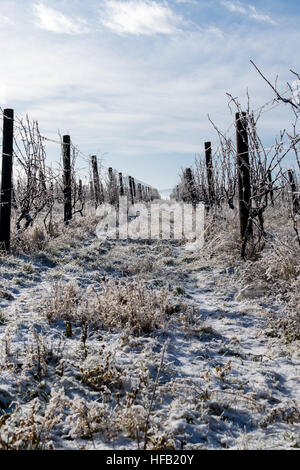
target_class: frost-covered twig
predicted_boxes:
[143,340,168,450]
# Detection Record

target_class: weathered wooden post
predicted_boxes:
[63,135,72,224]
[288,169,299,214]
[119,172,124,196]
[137,183,142,201]
[236,112,252,249]
[132,177,136,198]
[128,176,134,205]
[184,168,197,207]
[78,179,83,201]
[108,167,114,205]
[91,155,102,207]
[205,141,214,206]
[0,108,14,251]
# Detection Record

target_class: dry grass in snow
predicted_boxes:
[0,205,299,450]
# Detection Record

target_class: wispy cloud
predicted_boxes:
[206,26,224,39]
[220,0,247,14]
[175,0,198,4]
[99,0,183,36]
[33,3,90,34]
[248,5,276,25]
[220,1,276,25]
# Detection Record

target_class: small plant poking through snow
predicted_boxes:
[42,279,180,336]
[43,281,81,324]
[88,279,173,335]
[0,388,68,450]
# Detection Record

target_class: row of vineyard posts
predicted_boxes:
[172,111,300,258]
[0,108,159,252]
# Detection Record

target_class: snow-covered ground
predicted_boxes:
[0,222,299,450]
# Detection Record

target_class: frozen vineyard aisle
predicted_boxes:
[0,214,299,449]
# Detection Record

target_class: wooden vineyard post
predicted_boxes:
[108,167,113,185]
[63,135,72,224]
[0,108,14,252]
[236,112,252,256]
[137,183,142,201]
[132,177,136,199]
[119,172,124,196]
[184,168,197,207]
[78,179,84,214]
[288,169,299,214]
[205,142,214,207]
[78,179,83,202]
[128,176,134,205]
[91,155,102,207]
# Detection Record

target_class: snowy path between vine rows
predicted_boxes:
[0,234,299,450]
